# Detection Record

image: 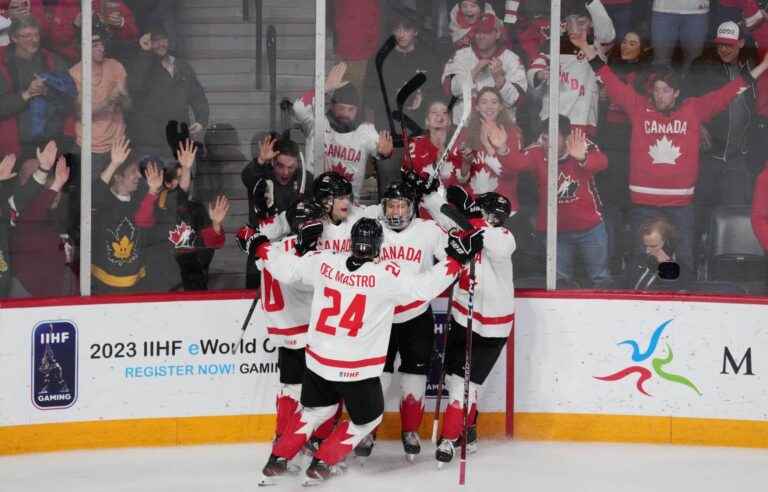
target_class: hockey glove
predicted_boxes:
[251,177,276,220]
[446,228,484,264]
[236,224,266,256]
[295,220,323,256]
[165,120,190,158]
[445,186,483,218]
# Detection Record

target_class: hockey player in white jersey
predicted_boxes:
[256,217,483,485]
[293,62,393,199]
[434,191,516,466]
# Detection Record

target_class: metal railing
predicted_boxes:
[244,0,263,89]
[267,24,277,130]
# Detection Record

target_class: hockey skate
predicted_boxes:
[302,458,341,486]
[353,433,376,465]
[401,431,421,462]
[258,454,288,486]
[435,438,456,468]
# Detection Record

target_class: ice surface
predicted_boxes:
[1,440,766,492]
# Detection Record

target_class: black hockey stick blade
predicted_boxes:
[375,35,397,68]
[396,72,427,110]
[392,110,424,136]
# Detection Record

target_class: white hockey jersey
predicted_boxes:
[261,247,462,381]
[293,89,380,199]
[255,235,313,348]
[451,221,516,339]
[442,46,527,124]
[528,0,615,127]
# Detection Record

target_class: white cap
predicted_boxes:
[715,21,741,46]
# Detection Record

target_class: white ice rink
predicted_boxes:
[1,439,766,492]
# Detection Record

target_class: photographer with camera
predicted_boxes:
[624,216,692,291]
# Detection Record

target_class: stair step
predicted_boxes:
[182,33,314,52]
[179,19,315,36]
[188,57,315,77]
[198,72,312,90]
[185,48,317,61]
[205,90,301,105]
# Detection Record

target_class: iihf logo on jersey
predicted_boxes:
[31,321,78,409]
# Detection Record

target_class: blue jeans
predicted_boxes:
[651,11,709,72]
[557,222,609,287]
[629,204,695,270]
[606,5,633,45]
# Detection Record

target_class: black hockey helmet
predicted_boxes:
[381,182,416,231]
[313,171,353,212]
[351,218,383,259]
[286,199,324,235]
[474,192,511,227]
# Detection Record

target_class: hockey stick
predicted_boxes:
[431,281,456,444]
[459,258,477,486]
[232,294,260,355]
[375,35,398,142]
[299,150,307,196]
[396,72,427,168]
[437,77,472,176]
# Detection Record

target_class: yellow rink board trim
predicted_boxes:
[3,412,767,455]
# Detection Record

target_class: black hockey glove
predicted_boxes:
[445,228,484,264]
[295,220,323,256]
[403,168,438,196]
[165,120,190,158]
[251,177,276,220]
[236,224,268,257]
[445,186,483,218]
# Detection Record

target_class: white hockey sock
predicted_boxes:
[400,373,427,401]
[280,383,301,402]
[446,373,480,409]
[380,372,394,397]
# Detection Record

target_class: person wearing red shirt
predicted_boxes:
[575,30,768,270]
[0,1,48,38]
[332,0,379,94]
[517,116,609,286]
[751,162,768,251]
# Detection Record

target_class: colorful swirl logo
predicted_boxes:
[594,320,702,397]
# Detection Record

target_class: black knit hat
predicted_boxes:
[331,84,360,107]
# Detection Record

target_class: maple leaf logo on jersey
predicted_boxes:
[470,168,498,194]
[648,136,681,165]
[107,218,138,266]
[329,162,354,182]
[482,154,502,175]
[168,221,194,248]
[557,172,579,203]
[445,257,463,278]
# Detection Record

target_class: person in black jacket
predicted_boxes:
[0,152,16,297]
[624,216,692,292]
[126,24,208,160]
[241,133,313,288]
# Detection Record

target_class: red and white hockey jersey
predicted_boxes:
[597,63,747,206]
[448,2,499,49]
[256,235,313,348]
[293,89,380,199]
[451,221,516,339]
[260,246,462,381]
[442,46,527,124]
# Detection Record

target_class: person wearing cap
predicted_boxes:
[293,62,393,201]
[69,26,129,175]
[448,0,498,50]
[572,25,768,271]
[0,16,68,159]
[442,11,527,125]
[689,21,759,211]
[125,25,208,161]
[48,0,138,63]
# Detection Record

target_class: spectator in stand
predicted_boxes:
[9,140,77,297]
[362,10,443,194]
[650,0,709,73]
[402,99,457,177]
[527,0,615,137]
[123,0,179,51]
[332,0,379,94]
[442,12,527,125]
[0,16,68,160]
[517,117,610,287]
[574,27,768,271]
[624,216,692,291]
[241,133,314,288]
[0,15,10,47]
[91,134,160,294]
[751,161,768,252]
[600,30,650,273]
[144,140,229,292]
[515,1,551,64]
[127,26,208,160]
[449,0,498,50]
[0,1,48,38]
[602,0,633,43]
[69,26,129,175]
[48,0,138,63]
[689,22,759,210]
[0,152,15,297]
[293,62,393,201]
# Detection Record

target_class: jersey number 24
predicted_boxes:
[316,287,367,337]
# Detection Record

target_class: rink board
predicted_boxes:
[2,290,768,454]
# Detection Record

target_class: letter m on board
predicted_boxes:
[721,347,755,376]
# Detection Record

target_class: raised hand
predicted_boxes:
[36,140,58,171]
[110,135,131,166]
[50,156,70,192]
[325,62,349,93]
[257,134,279,164]
[567,128,588,162]
[138,32,152,51]
[482,120,508,150]
[177,139,197,170]
[377,130,394,157]
[145,162,163,195]
[0,153,17,182]
[208,194,230,231]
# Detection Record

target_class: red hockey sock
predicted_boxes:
[441,401,464,441]
[272,411,311,460]
[400,394,425,433]
[311,404,341,440]
[313,421,355,465]
[275,395,299,438]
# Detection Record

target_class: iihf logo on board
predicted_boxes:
[31,321,78,409]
